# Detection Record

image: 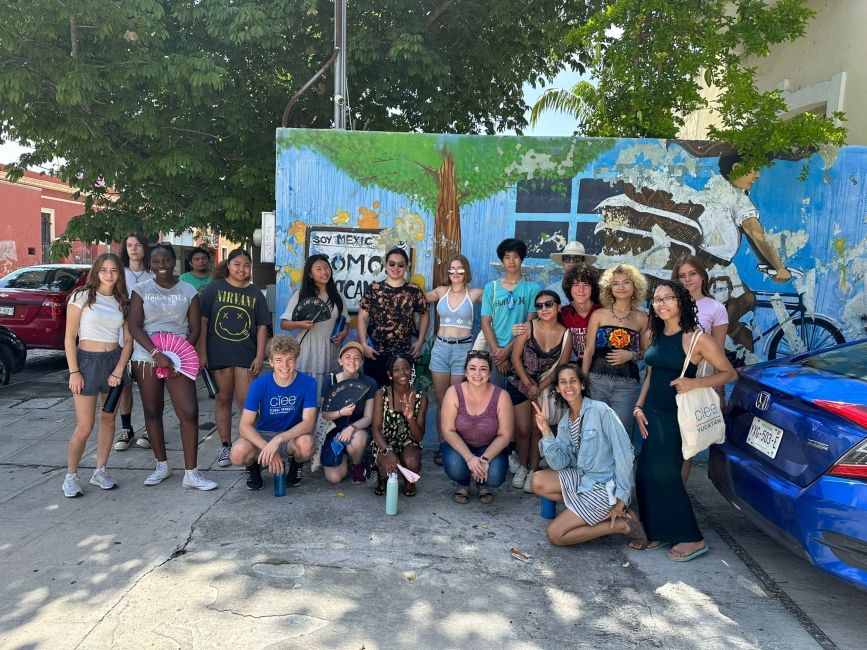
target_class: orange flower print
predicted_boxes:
[607,328,632,349]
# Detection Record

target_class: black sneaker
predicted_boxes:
[246,462,263,490]
[287,457,303,487]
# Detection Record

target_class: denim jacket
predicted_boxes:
[539,398,635,504]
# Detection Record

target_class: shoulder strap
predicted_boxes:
[454,383,466,410]
[679,330,702,378]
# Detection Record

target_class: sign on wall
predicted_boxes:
[304,226,413,313]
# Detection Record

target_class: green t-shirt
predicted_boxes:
[179,272,212,292]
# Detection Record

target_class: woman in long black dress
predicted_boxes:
[633,280,735,561]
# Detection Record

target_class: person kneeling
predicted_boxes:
[231,336,317,490]
[531,365,647,548]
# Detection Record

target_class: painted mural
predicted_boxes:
[275,129,867,366]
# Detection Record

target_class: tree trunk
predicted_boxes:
[433,150,461,286]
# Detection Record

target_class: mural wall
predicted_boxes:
[275,129,867,364]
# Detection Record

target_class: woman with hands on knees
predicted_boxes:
[530,365,647,548]
[440,350,513,504]
[633,280,736,561]
[371,353,428,497]
[62,253,133,497]
[318,342,377,485]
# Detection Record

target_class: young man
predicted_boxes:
[546,241,598,303]
[480,238,540,387]
[230,336,317,490]
[179,247,212,292]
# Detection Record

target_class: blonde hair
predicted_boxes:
[267,335,300,359]
[598,264,647,308]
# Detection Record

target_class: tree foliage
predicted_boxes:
[0,0,600,247]
[530,0,847,174]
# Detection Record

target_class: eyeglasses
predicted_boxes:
[611,280,634,288]
[652,294,677,306]
[387,260,406,268]
[535,299,556,310]
[448,268,466,275]
[562,256,584,263]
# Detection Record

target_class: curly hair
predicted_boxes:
[648,280,699,342]
[672,256,710,297]
[598,264,647,308]
[562,264,600,305]
[267,335,300,360]
[550,364,591,408]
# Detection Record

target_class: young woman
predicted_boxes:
[559,264,602,365]
[439,350,513,504]
[114,232,154,452]
[425,255,483,464]
[673,255,729,481]
[62,253,133,497]
[582,264,648,436]
[530,365,645,548]
[633,280,736,561]
[199,248,270,467]
[318,341,377,485]
[129,243,217,491]
[370,353,428,497]
[280,254,349,394]
[180,247,212,292]
[358,248,429,388]
[508,290,572,492]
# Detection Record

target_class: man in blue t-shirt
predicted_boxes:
[231,336,318,490]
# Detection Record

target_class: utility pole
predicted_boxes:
[334,0,348,129]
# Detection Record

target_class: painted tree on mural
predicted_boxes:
[278,130,614,283]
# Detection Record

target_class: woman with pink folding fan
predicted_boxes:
[129,243,217,491]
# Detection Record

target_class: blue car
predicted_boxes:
[709,339,867,591]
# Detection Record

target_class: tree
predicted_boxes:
[529,0,847,174]
[0,0,602,250]
[278,130,613,283]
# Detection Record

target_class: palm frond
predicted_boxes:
[529,81,597,128]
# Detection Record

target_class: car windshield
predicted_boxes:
[800,341,867,382]
[0,268,83,291]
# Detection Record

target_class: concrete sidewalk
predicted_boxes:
[0,364,844,648]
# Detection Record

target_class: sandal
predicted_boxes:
[374,477,386,496]
[433,450,443,466]
[453,487,469,504]
[623,509,648,550]
[478,488,493,504]
[403,482,417,497]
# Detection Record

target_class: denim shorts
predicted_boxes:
[429,336,473,375]
[77,348,128,396]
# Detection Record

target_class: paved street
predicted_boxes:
[1,352,865,649]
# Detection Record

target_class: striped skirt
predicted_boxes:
[558,470,615,526]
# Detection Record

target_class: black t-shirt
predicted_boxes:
[320,373,377,430]
[200,279,271,368]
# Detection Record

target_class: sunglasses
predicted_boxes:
[562,255,585,263]
[387,260,406,268]
[466,350,492,360]
[448,268,466,275]
[535,299,557,310]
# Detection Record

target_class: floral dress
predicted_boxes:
[371,386,424,461]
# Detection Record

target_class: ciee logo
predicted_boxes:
[694,403,719,421]
[270,395,297,407]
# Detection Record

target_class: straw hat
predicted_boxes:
[549,241,598,266]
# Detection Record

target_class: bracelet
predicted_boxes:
[69,370,81,375]
[465,454,474,462]
[633,405,644,410]
[110,373,121,380]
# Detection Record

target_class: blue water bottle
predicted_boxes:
[540,497,556,519]
[274,471,286,497]
[385,472,399,515]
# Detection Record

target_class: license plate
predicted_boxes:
[0,306,13,316]
[746,416,784,459]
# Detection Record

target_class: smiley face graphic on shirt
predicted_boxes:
[215,305,252,341]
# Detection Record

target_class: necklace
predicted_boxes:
[129,268,147,282]
[610,305,633,323]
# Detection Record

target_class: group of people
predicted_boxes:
[62,234,737,562]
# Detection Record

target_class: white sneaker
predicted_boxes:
[89,467,118,490]
[63,473,83,498]
[508,451,520,474]
[182,469,217,491]
[511,465,528,489]
[522,469,535,494]
[143,461,171,486]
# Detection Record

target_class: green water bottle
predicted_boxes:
[385,472,399,515]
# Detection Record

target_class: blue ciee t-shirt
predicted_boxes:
[244,371,318,433]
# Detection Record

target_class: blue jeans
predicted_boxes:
[588,372,638,436]
[440,442,508,487]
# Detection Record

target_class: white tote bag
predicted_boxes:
[675,331,726,459]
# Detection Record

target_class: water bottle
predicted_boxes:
[201,367,218,399]
[274,471,286,497]
[102,384,123,414]
[385,472,399,515]
[331,315,347,339]
[540,497,556,519]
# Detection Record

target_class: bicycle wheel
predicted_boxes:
[768,317,846,359]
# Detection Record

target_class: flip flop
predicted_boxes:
[667,545,708,562]
[646,542,670,551]
[374,477,386,496]
[623,510,648,550]
[478,488,493,504]
[403,482,417,497]
[453,488,469,504]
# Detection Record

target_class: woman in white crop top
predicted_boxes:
[62,253,133,498]
[424,255,483,464]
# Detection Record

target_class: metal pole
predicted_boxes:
[334,0,347,129]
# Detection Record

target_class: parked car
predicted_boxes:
[0,325,27,385]
[0,264,90,352]
[709,338,867,591]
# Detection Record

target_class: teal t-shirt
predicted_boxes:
[179,272,211,292]
[480,278,541,347]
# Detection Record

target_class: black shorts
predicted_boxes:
[505,379,529,406]
[77,348,129,396]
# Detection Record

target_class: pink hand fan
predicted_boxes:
[397,464,420,484]
[150,332,200,380]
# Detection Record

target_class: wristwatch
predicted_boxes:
[481,455,490,462]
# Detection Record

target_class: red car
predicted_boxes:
[0,264,90,352]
